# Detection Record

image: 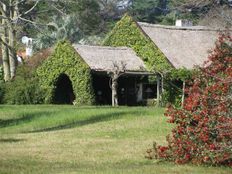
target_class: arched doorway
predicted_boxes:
[53,74,75,104]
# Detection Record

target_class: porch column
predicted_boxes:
[181,80,186,108]
[156,75,160,106]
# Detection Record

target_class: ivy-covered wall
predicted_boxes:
[37,41,94,105]
[103,14,173,72]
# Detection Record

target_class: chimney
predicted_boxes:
[175,19,193,27]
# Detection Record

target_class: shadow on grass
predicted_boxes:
[30,110,139,133]
[0,111,58,128]
[0,138,26,143]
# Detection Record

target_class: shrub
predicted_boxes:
[146,33,232,166]
[3,48,52,104]
[0,66,5,103]
[3,58,46,104]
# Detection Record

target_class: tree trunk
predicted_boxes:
[8,26,17,79]
[1,41,10,81]
[8,2,17,79]
[112,77,118,107]
[1,3,10,81]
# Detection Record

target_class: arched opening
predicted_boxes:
[53,74,75,104]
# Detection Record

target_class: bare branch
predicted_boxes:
[21,0,40,16]
[12,0,26,6]
[0,3,6,16]
[18,16,43,26]
[0,1,6,7]
[0,15,10,20]
[50,4,66,16]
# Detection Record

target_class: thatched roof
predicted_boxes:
[73,44,147,72]
[138,22,229,69]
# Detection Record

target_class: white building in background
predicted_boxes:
[22,36,33,57]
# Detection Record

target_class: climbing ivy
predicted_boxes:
[103,14,173,72]
[37,41,95,105]
[168,68,193,81]
[104,15,195,106]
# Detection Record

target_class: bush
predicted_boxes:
[0,82,5,104]
[3,48,53,104]
[3,64,46,105]
[147,33,232,166]
[0,66,5,103]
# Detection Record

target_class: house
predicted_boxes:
[75,44,156,106]
[37,42,156,105]
[103,15,231,105]
[104,15,229,71]
[37,15,231,106]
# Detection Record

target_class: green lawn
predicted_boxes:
[0,105,231,174]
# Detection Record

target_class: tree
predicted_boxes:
[146,33,232,166]
[1,3,10,81]
[33,0,106,49]
[108,61,126,106]
[0,0,40,81]
[129,0,169,23]
[34,14,83,50]
[170,0,232,27]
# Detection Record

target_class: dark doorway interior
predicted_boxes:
[92,73,140,106]
[92,73,112,105]
[143,83,157,99]
[53,74,75,104]
[118,76,137,106]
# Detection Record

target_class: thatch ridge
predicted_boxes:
[138,22,232,32]
[137,22,231,69]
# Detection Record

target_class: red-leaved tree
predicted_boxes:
[147,33,232,166]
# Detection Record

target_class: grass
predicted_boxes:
[0,105,231,174]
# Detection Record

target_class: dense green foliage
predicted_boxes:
[104,14,172,72]
[161,68,193,107]
[3,65,45,105]
[34,15,83,50]
[0,66,4,103]
[75,0,102,35]
[0,49,53,104]
[129,0,170,24]
[37,41,94,105]
[0,66,3,81]
[25,0,118,50]
[161,80,182,107]
[167,68,193,81]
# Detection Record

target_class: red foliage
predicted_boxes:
[148,33,232,166]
